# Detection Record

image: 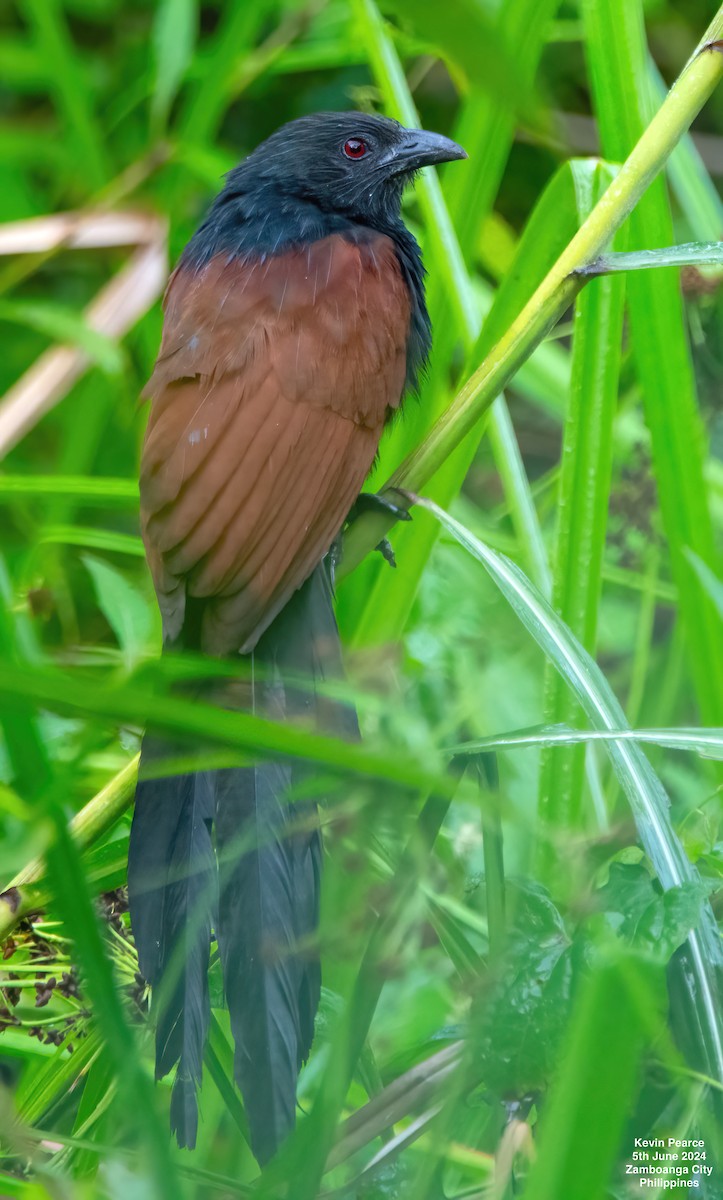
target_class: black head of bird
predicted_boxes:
[234,111,467,221]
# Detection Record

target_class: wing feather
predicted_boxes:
[205,425,376,653]
[192,403,357,597]
[158,390,310,575]
[140,233,411,653]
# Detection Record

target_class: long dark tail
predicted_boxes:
[128,564,355,1161]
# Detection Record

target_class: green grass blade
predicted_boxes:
[0,301,124,374]
[274,789,454,1200]
[538,159,625,834]
[452,725,723,757]
[151,0,199,134]
[18,0,109,190]
[0,661,450,797]
[445,0,560,260]
[383,0,538,118]
[1,755,138,940]
[487,394,552,597]
[0,477,138,506]
[687,551,723,618]
[177,1,273,144]
[583,242,723,274]
[16,1031,103,1125]
[582,0,723,723]
[39,526,145,556]
[418,497,723,1079]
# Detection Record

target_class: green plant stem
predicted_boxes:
[339,26,723,577]
[0,755,139,941]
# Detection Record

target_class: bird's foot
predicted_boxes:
[347,489,413,524]
[345,490,412,569]
[327,533,343,588]
[375,537,397,568]
[327,527,397,577]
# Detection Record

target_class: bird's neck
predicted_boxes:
[182,189,357,264]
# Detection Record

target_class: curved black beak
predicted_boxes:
[384,127,467,174]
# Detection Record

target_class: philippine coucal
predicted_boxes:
[127,111,466,1162]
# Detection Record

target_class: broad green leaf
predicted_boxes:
[599,863,709,964]
[598,861,661,937]
[470,880,574,1097]
[635,884,710,963]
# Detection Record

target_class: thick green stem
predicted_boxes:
[340,26,723,576]
[0,755,139,941]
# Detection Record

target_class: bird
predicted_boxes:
[127,110,466,1163]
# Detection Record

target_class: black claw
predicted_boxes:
[327,534,343,589]
[376,538,397,568]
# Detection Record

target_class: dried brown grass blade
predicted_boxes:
[0,211,167,458]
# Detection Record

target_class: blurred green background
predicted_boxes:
[1,0,723,1197]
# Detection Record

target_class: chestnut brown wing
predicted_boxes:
[140,234,411,654]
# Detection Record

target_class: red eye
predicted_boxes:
[343,138,368,160]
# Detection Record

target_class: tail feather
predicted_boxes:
[215,761,312,1163]
[215,564,352,1163]
[128,767,215,1149]
[128,562,353,1161]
